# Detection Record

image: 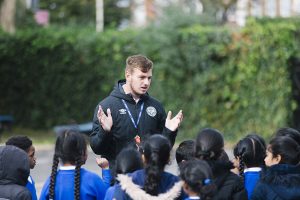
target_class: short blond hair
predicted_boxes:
[126,55,153,73]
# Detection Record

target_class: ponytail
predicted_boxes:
[74,158,81,200]
[49,154,59,200]
[143,135,171,195]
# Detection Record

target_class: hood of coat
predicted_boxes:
[110,80,150,103]
[117,174,183,200]
[0,145,30,186]
[261,164,300,186]
[262,164,300,199]
[208,160,234,177]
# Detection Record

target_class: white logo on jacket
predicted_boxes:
[146,106,157,117]
[119,109,127,114]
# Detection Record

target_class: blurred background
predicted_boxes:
[1,0,300,144]
[1,0,300,195]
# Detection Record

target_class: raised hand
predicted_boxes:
[97,106,113,132]
[96,156,109,169]
[165,110,183,131]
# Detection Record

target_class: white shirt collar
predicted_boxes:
[59,165,76,170]
[189,197,200,199]
[244,167,262,173]
[27,176,33,184]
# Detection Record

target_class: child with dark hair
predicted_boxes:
[252,136,300,200]
[233,133,266,199]
[114,134,184,200]
[176,140,195,165]
[195,128,247,200]
[39,130,111,200]
[0,145,32,200]
[180,160,216,200]
[6,135,37,200]
[104,147,143,200]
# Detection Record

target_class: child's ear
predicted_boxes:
[182,182,189,193]
[274,154,282,164]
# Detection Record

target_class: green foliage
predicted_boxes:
[1,18,300,141]
[39,0,130,27]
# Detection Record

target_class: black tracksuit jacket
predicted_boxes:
[90,80,177,161]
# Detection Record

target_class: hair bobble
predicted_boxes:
[203,178,211,185]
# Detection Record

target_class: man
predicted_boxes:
[90,54,183,164]
[0,145,32,200]
[6,135,37,200]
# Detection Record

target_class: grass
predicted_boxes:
[0,127,56,145]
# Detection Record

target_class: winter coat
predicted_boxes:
[209,160,247,200]
[90,80,177,161]
[0,145,31,200]
[114,172,183,200]
[251,164,300,200]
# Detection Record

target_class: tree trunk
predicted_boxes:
[0,0,16,33]
[291,0,295,16]
[276,0,281,17]
[261,0,266,16]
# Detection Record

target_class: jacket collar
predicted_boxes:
[117,174,183,200]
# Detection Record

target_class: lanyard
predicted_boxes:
[122,99,144,129]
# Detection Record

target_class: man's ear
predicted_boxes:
[125,69,131,80]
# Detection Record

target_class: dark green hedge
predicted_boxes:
[1,19,300,140]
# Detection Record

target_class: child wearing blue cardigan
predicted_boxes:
[39,130,111,200]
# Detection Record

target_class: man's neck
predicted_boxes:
[122,83,140,102]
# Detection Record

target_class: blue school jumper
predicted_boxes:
[26,175,37,200]
[39,166,111,200]
[244,167,261,199]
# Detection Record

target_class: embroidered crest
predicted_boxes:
[119,109,127,115]
[146,106,157,117]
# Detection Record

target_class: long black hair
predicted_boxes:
[233,134,266,176]
[143,134,171,195]
[195,128,224,161]
[275,127,300,146]
[49,130,87,200]
[180,160,216,200]
[115,147,143,175]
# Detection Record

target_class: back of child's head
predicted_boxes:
[5,135,32,152]
[143,134,171,195]
[49,130,87,200]
[176,140,195,164]
[268,136,300,165]
[180,160,216,200]
[233,133,266,175]
[275,127,300,146]
[195,128,224,161]
[116,147,143,175]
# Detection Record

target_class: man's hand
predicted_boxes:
[165,110,183,131]
[97,106,113,132]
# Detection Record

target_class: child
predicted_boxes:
[252,136,300,200]
[233,133,266,199]
[180,160,216,200]
[40,130,111,200]
[176,139,195,165]
[6,135,37,200]
[0,145,32,200]
[195,128,247,200]
[104,148,143,200]
[114,134,184,200]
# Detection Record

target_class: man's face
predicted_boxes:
[126,68,152,97]
[27,145,36,169]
